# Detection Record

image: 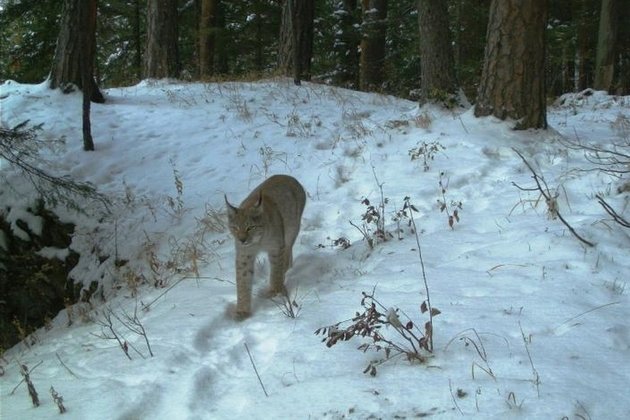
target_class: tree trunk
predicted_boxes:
[278,0,315,83]
[417,0,458,106]
[80,0,97,151]
[573,0,596,91]
[279,2,292,74]
[332,0,360,87]
[199,0,218,78]
[145,0,179,78]
[594,0,618,92]
[215,4,229,74]
[133,0,142,81]
[359,0,387,91]
[474,0,548,130]
[49,0,104,103]
[254,3,264,71]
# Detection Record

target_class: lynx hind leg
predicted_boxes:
[266,248,288,297]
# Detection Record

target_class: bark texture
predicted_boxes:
[417,0,458,105]
[80,0,96,150]
[359,0,387,91]
[49,0,104,103]
[199,0,218,78]
[145,0,179,78]
[278,0,315,82]
[474,0,548,129]
[594,0,618,92]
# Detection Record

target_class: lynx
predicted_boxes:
[225,175,306,320]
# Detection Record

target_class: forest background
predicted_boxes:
[1,0,629,104]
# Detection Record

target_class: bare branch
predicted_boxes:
[0,122,110,211]
[512,148,595,247]
[596,194,630,228]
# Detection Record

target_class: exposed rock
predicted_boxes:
[0,200,79,351]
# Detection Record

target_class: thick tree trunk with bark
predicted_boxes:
[278,0,315,83]
[573,0,596,91]
[145,0,179,78]
[199,0,218,78]
[359,0,387,91]
[49,0,104,103]
[474,0,548,130]
[133,0,142,81]
[417,0,458,106]
[594,0,618,92]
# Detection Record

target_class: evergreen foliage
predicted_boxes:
[0,0,62,83]
[0,0,628,95]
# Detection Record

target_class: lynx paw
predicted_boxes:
[226,303,251,321]
[263,285,288,298]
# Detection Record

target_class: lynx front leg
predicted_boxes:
[267,247,288,297]
[285,247,293,269]
[234,251,255,320]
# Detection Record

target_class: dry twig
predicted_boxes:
[244,342,268,397]
[512,148,595,247]
[596,194,630,228]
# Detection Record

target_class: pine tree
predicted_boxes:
[145,0,179,78]
[199,0,219,78]
[417,0,458,106]
[594,0,619,92]
[359,0,387,91]
[49,0,104,103]
[278,0,315,84]
[475,0,548,130]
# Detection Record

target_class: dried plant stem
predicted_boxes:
[244,342,268,397]
[372,166,387,232]
[50,386,67,413]
[448,379,464,415]
[56,352,79,378]
[92,310,133,360]
[10,360,43,396]
[111,301,154,357]
[406,198,434,352]
[554,301,620,334]
[518,322,540,397]
[13,361,43,407]
[512,148,595,247]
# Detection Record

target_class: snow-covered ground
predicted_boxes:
[1,79,628,419]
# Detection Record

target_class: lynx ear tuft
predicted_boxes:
[225,194,237,213]
[253,192,263,208]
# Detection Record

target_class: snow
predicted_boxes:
[1,78,629,419]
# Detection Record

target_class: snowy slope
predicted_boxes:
[1,79,629,419]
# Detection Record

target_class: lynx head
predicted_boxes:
[225,193,265,246]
